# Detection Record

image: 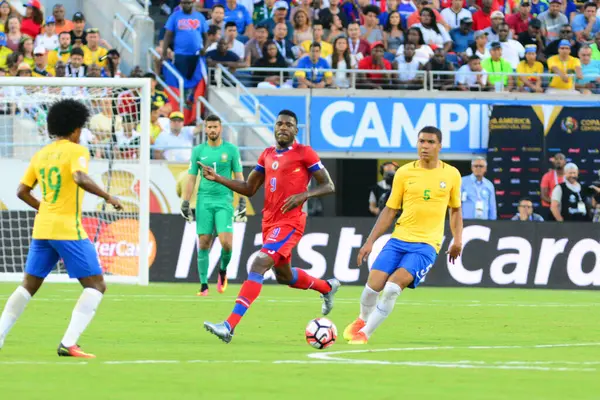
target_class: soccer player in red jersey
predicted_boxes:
[200,110,340,343]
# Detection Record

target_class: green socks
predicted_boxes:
[220,250,232,272]
[198,249,209,285]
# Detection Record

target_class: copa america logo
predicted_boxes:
[561,117,578,134]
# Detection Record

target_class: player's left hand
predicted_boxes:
[281,193,308,214]
[446,242,462,264]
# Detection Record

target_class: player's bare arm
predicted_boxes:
[356,206,399,266]
[281,168,335,214]
[200,163,265,197]
[16,183,40,211]
[446,206,463,264]
[73,171,123,210]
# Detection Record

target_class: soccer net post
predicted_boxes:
[0,77,151,285]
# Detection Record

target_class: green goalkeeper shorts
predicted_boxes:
[195,202,234,235]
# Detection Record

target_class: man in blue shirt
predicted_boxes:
[576,44,600,93]
[162,0,208,79]
[294,42,333,88]
[461,156,497,220]
[450,17,475,53]
[222,0,254,39]
[258,1,294,42]
[573,2,600,44]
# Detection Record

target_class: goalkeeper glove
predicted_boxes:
[181,200,194,222]
[234,198,247,222]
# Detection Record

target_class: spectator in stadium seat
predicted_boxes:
[47,31,71,68]
[86,62,100,77]
[82,29,109,69]
[423,47,455,89]
[327,36,357,88]
[393,43,425,88]
[547,40,583,92]
[21,0,43,39]
[455,55,489,90]
[208,4,226,32]
[0,32,12,70]
[223,0,254,38]
[245,24,269,65]
[102,49,123,77]
[52,4,73,34]
[293,9,313,44]
[397,26,434,64]
[472,0,495,31]
[361,5,384,43]
[506,2,532,36]
[383,11,404,56]
[320,0,350,30]
[16,61,32,76]
[0,1,11,33]
[461,157,497,220]
[115,114,141,160]
[545,24,581,57]
[357,41,393,89]
[325,14,345,42]
[481,42,514,90]
[258,1,292,41]
[144,72,172,117]
[65,46,87,77]
[530,0,549,18]
[252,0,275,25]
[395,0,417,22]
[575,45,600,93]
[205,24,222,50]
[6,52,21,76]
[301,21,333,57]
[206,38,247,71]
[207,21,246,59]
[295,42,334,88]
[516,45,543,92]
[551,163,591,222]
[163,0,209,80]
[5,16,22,52]
[34,16,58,52]
[517,19,546,62]
[70,12,87,47]
[32,46,54,77]
[591,31,600,59]
[252,40,288,83]
[450,17,475,54]
[153,111,199,162]
[442,0,473,30]
[497,22,525,68]
[347,21,371,63]
[19,37,35,69]
[407,0,449,29]
[538,0,567,43]
[272,22,297,65]
[482,11,510,43]
[573,2,600,44]
[53,59,65,77]
[137,104,163,145]
[512,197,545,221]
[415,8,453,51]
[341,0,360,23]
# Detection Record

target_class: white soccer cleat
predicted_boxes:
[321,279,341,315]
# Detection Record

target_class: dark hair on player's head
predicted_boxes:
[205,114,221,123]
[47,99,90,138]
[278,109,298,125]
[419,126,442,143]
[225,21,237,29]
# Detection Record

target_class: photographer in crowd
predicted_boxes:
[550,163,590,222]
[368,161,399,216]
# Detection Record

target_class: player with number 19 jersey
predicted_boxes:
[255,142,323,265]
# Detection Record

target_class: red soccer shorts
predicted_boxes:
[260,225,304,267]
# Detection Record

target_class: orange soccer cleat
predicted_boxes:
[348,331,369,345]
[217,271,228,294]
[57,343,96,358]
[197,288,209,297]
[343,318,366,341]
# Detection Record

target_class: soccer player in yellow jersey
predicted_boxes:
[0,99,122,358]
[344,126,464,344]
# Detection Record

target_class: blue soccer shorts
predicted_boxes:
[25,239,102,279]
[371,239,437,288]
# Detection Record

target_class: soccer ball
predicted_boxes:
[305,318,337,349]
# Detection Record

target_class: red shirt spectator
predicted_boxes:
[541,153,566,208]
[472,8,493,30]
[505,2,531,35]
[358,42,392,85]
[441,0,467,8]
[475,0,500,11]
[22,0,43,39]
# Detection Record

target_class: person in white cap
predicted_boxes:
[32,45,54,77]
[483,10,513,42]
[551,163,590,222]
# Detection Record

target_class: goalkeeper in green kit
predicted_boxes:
[181,115,246,296]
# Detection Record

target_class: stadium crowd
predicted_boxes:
[155,0,600,91]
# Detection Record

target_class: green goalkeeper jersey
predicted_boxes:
[188,141,243,203]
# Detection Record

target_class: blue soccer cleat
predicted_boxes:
[321,279,341,315]
[204,321,233,344]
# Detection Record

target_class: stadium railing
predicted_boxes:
[427,71,579,92]
[113,13,139,67]
[147,47,185,112]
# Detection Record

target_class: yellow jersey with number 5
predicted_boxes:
[386,160,462,253]
[20,140,91,240]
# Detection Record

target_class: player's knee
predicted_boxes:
[94,280,107,294]
[221,242,233,253]
[249,253,272,275]
[198,236,212,250]
[381,282,401,301]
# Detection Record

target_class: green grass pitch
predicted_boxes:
[0,283,598,399]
